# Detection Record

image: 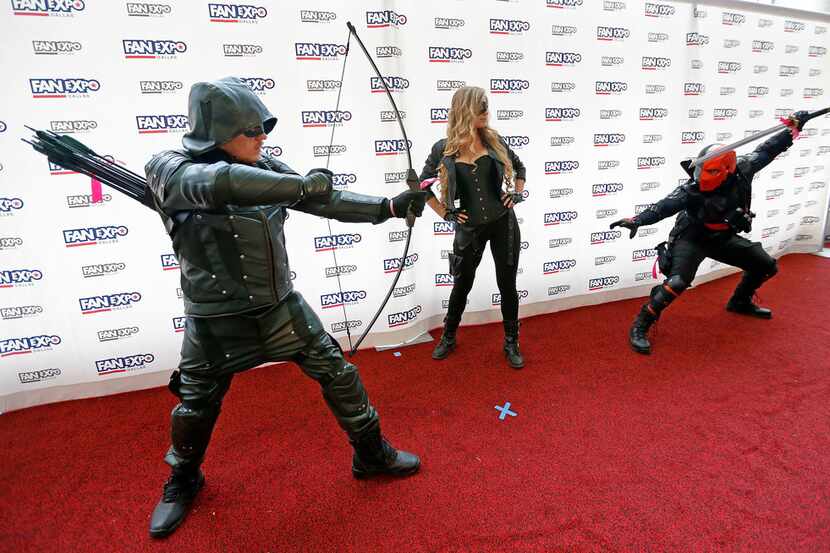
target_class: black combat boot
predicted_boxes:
[502,320,524,369]
[150,402,219,538]
[629,305,657,355]
[432,316,460,360]
[149,468,205,538]
[629,275,688,354]
[726,271,774,319]
[351,428,420,479]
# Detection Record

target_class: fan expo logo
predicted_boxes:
[301,110,351,128]
[30,78,100,98]
[431,108,449,123]
[429,47,472,63]
[642,57,671,71]
[489,18,529,35]
[51,119,96,133]
[596,81,627,95]
[681,131,705,144]
[12,0,85,16]
[383,253,418,273]
[18,368,61,383]
[722,12,746,26]
[320,290,367,309]
[82,262,126,278]
[224,44,263,57]
[0,335,61,357]
[366,10,406,28]
[208,3,266,22]
[331,173,356,189]
[0,236,23,250]
[300,10,335,23]
[687,32,709,46]
[546,0,583,8]
[371,76,409,93]
[123,39,187,59]
[684,83,705,96]
[63,225,128,247]
[645,3,674,17]
[95,353,154,376]
[504,136,530,149]
[544,161,579,175]
[544,211,578,226]
[0,197,24,215]
[388,305,421,328]
[79,292,142,314]
[491,79,529,94]
[545,108,580,122]
[314,233,361,252]
[714,108,737,120]
[126,3,171,16]
[32,40,81,55]
[434,221,455,235]
[546,51,581,67]
[718,61,742,74]
[160,254,179,271]
[592,182,623,196]
[1,304,42,320]
[307,79,341,92]
[140,80,183,94]
[375,139,411,156]
[597,26,629,41]
[589,275,620,291]
[136,115,188,133]
[295,43,347,61]
[638,156,666,169]
[98,326,140,341]
[543,259,576,275]
[593,134,625,147]
[0,269,42,289]
[640,107,668,121]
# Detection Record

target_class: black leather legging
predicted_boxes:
[446,211,521,323]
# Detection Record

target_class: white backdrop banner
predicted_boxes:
[1,0,828,411]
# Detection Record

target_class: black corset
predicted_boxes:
[455,155,506,226]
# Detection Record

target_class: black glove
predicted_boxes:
[389,189,427,218]
[726,208,755,233]
[443,208,467,223]
[306,167,334,179]
[301,171,332,200]
[501,192,524,206]
[790,110,809,131]
[609,217,640,239]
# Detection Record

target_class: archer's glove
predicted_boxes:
[390,190,427,218]
[609,217,640,239]
[301,171,332,200]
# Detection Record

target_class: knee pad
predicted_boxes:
[168,403,221,466]
[321,363,378,436]
[647,275,689,316]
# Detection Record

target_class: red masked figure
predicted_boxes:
[608,111,807,355]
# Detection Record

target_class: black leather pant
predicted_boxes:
[446,211,521,323]
[164,291,378,471]
[643,232,778,319]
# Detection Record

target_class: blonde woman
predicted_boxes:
[420,86,527,368]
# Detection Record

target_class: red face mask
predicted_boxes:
[695,150,737,192]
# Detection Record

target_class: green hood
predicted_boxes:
[182,76,277,156]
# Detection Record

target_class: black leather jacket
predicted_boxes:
[419,137,526,208]
[145,149,390,317]
[634,130,793,236]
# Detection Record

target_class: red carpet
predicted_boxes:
[2,254,829,552]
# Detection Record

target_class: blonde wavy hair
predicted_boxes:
[437,86,513,204]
